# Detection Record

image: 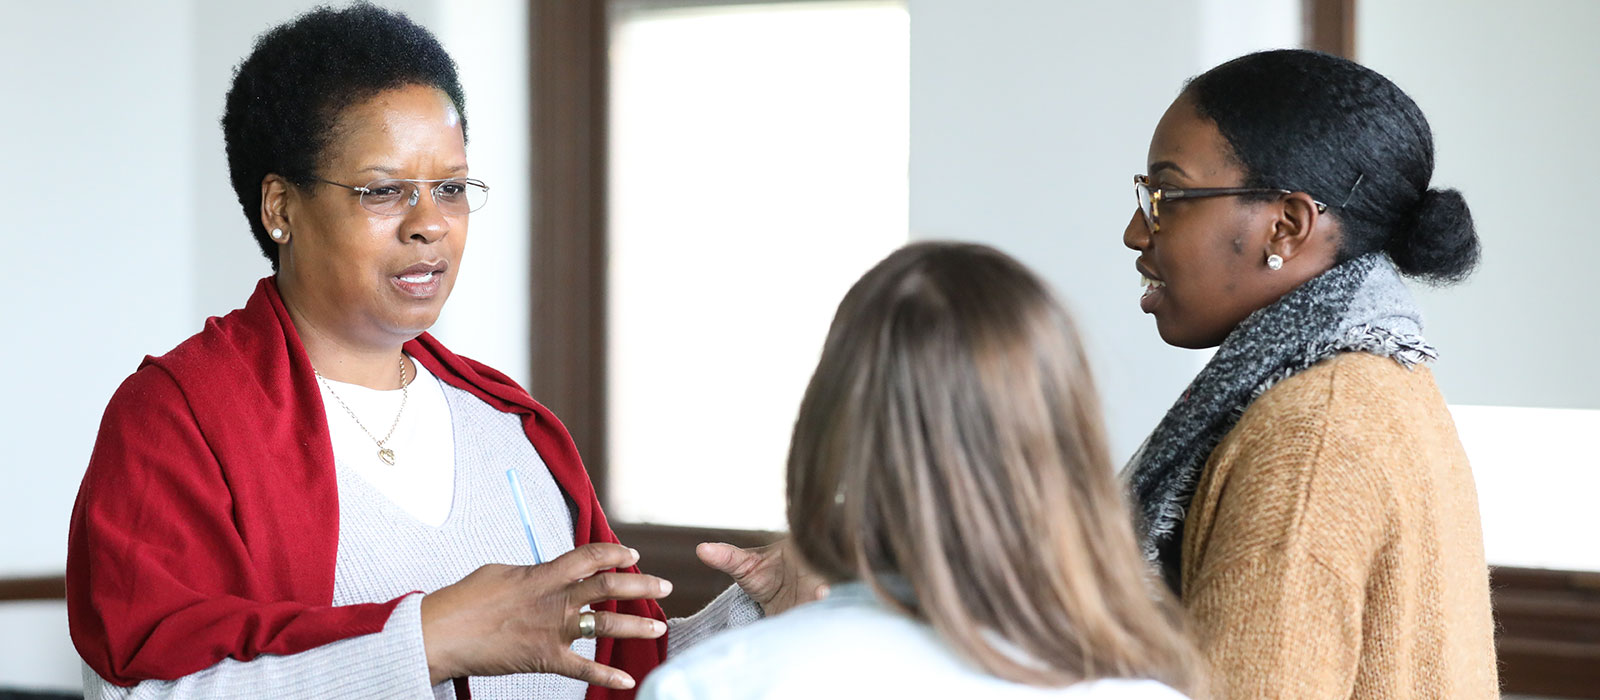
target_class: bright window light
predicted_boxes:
[1452,404,1600,572]
[607,1,909,530]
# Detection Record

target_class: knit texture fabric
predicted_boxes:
[80,381,762,699]
[79,596,431,699]
[333,380,595,699]
[1179,353,1497,698]
[1127,253,1436,590]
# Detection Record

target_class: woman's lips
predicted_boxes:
[1136,260,1165,314]
[392,261,448,298]
[1140,276,1165,313]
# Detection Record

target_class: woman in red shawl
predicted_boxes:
[66,5,819,698]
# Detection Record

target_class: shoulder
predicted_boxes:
[94,363,196,444]
[143,279,288,381]
[642,594,1190,699]
[646,594,937,694]
[1244,352,1446,433]
[78,363,222,520]
[1192,353,1462,578]
[1221,353,1452,482]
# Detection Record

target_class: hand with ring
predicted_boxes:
[420,543,672,689]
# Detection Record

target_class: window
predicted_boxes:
[606,1,909,530]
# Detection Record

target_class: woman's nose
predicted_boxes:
[401,191,450,243]
[1123,209,1151,251]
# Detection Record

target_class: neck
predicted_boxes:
[280,282,413,390]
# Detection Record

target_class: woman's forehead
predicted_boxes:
[1147,96,1235,180]
[339,86,459,134]
[325,86,466,172]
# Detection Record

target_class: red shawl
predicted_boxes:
[67,277,666,697]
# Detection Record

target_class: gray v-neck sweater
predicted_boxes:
[82,381,760,699]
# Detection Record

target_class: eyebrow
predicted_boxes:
[1148,160,1190,179]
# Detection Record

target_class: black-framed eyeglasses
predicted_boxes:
[314,177,490,217]
[1133,174,1326,234]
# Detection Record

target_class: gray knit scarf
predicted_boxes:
[1126,253,1437,592]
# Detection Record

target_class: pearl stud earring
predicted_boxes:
[270,228,285,240]
[1266,254,1284,271]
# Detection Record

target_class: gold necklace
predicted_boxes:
[315,356,411,465]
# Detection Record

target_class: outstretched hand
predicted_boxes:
[695,539,828,617]
[420,543,671,689]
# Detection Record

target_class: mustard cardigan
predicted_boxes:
[1180,353,1498,698]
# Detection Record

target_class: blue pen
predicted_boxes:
[506,469,543,565]
[509,470,591,649]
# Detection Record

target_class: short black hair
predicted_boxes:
[222,2,468,269]
[1184,49,1479,284]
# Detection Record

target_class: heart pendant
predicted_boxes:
[378,448,396,465]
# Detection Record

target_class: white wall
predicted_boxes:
[1358,0,1600,411]
[3,1,200,581]
[3,4,198,688]
[1359,1,1600,576]
[907,0,1302,463]
[0,0,527,691]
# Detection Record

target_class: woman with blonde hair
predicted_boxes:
[640,242,1203,699]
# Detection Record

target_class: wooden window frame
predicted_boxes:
[528,0,778,618]
[1303,0,1357,59]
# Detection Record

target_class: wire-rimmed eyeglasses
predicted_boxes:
[314,176,490,217]
[1133,174,1326,234]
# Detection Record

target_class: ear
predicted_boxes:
[260,174,294,243]
[1267,191,1324,263]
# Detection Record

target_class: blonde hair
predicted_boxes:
[788,241,1203,692]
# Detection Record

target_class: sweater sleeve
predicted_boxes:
[663,584,764,657]
[1185,550,1364,698]
[79,593,435,700]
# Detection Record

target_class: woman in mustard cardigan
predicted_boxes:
[1122,49,1497,698]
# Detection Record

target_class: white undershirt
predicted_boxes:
[317,356,456,527]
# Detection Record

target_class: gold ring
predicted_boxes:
[577,610,598,640]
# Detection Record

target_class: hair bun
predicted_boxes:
[1387,187,1480,284]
